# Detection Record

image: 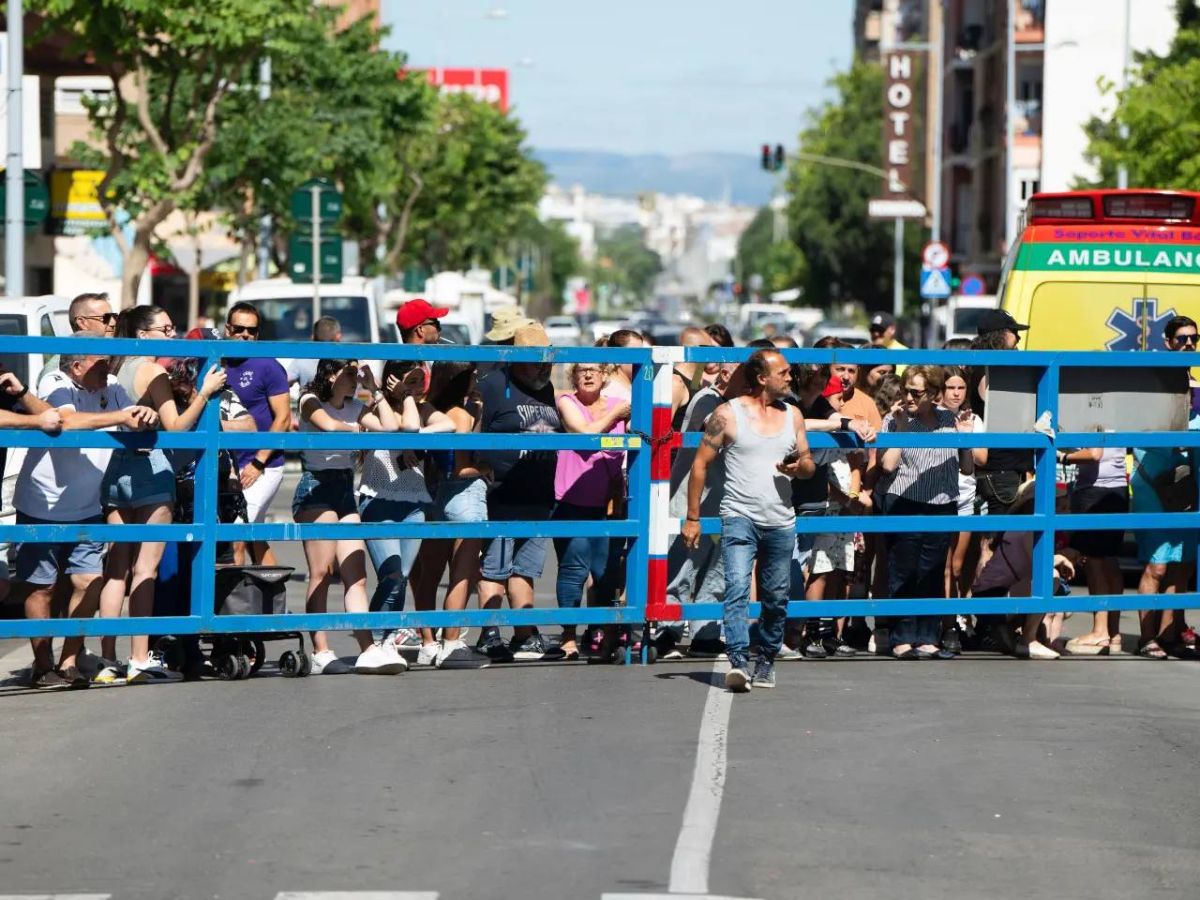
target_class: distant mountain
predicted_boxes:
[534,149,773,207]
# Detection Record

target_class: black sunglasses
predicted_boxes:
[79,312,118,325]
[228,324,259,336]
[1173,333,1198,345]
[903,387,926,398]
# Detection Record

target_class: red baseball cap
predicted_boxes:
[821,374,844,398]
[396,298,450,331]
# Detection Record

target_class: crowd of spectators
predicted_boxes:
[4,294,1199,689]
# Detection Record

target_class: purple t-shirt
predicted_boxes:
[225,356,289,469]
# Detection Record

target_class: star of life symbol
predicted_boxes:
[1105,297,1176,351]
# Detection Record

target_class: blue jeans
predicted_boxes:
[886,498,955,648]
[722,516,794,668]
[358,495,426,639]
[551,502,609,611]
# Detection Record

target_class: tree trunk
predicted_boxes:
[121,239,152,309]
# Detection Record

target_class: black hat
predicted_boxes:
[976,309,1029,335]
[869,311,896,331]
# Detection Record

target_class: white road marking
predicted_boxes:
[667,660,755,898]
[0,895,112,899]
[603,894,761,900]
[274,893,438,900]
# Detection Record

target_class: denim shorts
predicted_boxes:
[101,448,176,511]
[481,503,549,581]
[12,512,106,584]
[429,476,488,523]
[292,468,358,518]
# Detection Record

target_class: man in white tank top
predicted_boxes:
[683,349,815,692]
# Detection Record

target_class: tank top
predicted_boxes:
[116,356,156,415]
[718,397,798,529]
[671,368,695,432]
[358,447,432,504]
[554,393,625,507]
[299,394,364,470]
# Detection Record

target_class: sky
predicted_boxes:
[380,0,855,156]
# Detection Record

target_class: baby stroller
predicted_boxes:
[153,447,311,679]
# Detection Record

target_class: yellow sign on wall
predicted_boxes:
[49,169,106,233]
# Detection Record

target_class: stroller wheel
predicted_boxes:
[215,654,239,681]
[249,639,266,675]
[235,655,251,680]
[298,649,313,677]
[279,650,300,678]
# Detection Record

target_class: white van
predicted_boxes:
[227,277,383,345]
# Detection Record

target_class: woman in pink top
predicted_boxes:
[551,363,630,659]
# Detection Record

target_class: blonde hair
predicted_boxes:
[569,362,609,388]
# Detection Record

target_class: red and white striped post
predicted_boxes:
[646,347,684,626]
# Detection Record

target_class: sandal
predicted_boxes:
[1138,640,1168,660]
[1065,636,1109,656]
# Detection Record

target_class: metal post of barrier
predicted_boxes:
[1029,357,1060,605]
[645,348,683,632]
[625,354,653,663]
[189,356,221,632]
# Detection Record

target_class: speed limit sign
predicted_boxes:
[922,241,950,269]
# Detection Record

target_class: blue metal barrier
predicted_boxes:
[1,337,1196,643]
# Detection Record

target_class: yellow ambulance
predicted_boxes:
[998,190,1200,351]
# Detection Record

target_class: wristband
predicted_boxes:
[250,458,266,472]
[13,385,28,401]
[840,417,852,431]
[686,516,700,522]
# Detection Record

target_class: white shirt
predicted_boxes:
[15,371,133,521]
[299,394,364,470]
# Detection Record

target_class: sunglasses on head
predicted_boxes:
[1174,333,1198,345]
[228,324,259,336]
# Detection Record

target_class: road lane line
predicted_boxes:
[275,893,438,900]
[0,895,112,899]
[669,660,734,895]
[603,894,760,900]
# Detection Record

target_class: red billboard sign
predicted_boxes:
[405,68,509,112]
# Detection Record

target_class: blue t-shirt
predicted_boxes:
[225,356,290,469]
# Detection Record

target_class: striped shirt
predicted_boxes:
[883,408,961,506]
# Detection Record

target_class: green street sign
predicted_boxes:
[289,177,342,224]
[288,233,343,284]
[0,170,50,231]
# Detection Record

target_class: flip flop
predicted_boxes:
[1138,641,1169,660]
[1065,638,1108,656]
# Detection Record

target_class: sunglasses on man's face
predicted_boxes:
[228,324,259,336]
[1174,333,1199,346]
[904,387,926,398]
[79,313,118,325]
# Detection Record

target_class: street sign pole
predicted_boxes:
[311,185,321,313]
[5,0,24,299]
[893,217,904,319]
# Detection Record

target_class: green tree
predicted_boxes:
[386,93,548,273]
[32,0,315,305]
[512,217,582,318]
[737,204,808,294]
[1081,2,1200,188]
[593,225,662,304]
[784,60,922,311]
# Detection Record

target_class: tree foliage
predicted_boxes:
[1081,3,1200,189]
[784,60,922,311]
[593,225,662,304]
[736,205,808,294]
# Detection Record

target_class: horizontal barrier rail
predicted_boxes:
[0,336,1197,655]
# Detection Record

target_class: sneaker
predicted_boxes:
[724,666,752,693]
[1016,641,1060,660]
[776,643,802,661]
[751,659,776,689]
[510,632,565,661]
[31,668,71,690]
[476,628,514,663]
[803,639,828,660]
[393,628,422,649]
[416,642,441,667]
[354,642,408,674]
[436,639,492,669]
[311,649,353,675]
[75,648,106,678]
[93,663,128,685]
[126,655,183,685]
[824,637,857,659]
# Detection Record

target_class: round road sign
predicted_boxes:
[921,241,950,269]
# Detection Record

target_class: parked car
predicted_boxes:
[804,323,871,347]
[544,315,583,346]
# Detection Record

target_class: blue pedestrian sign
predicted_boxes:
[920,265,951,299]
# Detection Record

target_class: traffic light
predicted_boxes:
[761,144,771,171]
[773,144,785,171]
[760,144,786,171]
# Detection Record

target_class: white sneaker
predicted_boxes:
[310,649,352,675]
[416,642,441,667]
[126,655,183,685]
[355,641,408,675]
[1016,641,1060,660]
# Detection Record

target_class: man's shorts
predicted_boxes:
[12,512,106,585]
[241,464,286,525]
[481,504,549,581]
